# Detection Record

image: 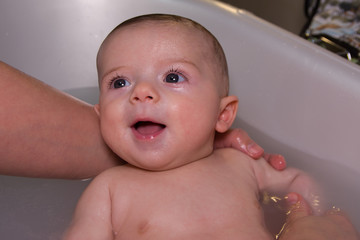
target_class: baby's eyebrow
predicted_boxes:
[163,58,201,72]
[100,66,127,80]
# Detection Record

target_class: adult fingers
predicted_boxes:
[285,192,313,224]
[263,153,287,171]
[214,129,264,158]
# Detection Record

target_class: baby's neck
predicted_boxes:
[123,146,215,172]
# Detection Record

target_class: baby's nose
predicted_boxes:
[130,82,159,103]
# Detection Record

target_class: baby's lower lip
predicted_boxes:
[131,121,166,140]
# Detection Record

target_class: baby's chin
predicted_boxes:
[124,155,196,172]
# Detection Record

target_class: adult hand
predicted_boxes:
[214,129,286,170]
[278,192,359,240]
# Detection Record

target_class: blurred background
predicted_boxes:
[221,0,307,34]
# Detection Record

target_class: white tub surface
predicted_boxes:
[1,0,359,238]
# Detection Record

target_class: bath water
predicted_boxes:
[233,117,360,233]
[261,158,360,237]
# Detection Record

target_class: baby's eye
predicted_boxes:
[165,73,185,83]
[111,78,130,89]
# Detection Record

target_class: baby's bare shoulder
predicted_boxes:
[91,164,146,187]
[201,148,256,179]
[212,148,252,165]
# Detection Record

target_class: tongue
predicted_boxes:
[136,122,164,135]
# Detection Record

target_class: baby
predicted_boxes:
[64,14,321,239]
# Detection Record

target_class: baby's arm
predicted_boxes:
[253,158,322,214]
[64,172,114,240]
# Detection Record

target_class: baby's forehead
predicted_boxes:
[121,20,205,43]
[100,20,216,63]
[112,20,211,43]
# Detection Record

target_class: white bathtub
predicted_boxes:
[1,0,359,238]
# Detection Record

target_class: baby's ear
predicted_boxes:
[215,95,238,133]
[94,104,101,117]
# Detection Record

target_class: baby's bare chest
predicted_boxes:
[110,166,272,239]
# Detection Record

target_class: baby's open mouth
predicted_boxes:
[132,121,166,136]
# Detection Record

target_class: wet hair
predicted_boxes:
[98,14,229,96]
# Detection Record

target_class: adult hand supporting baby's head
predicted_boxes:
[278,192,359,240]
[214,128,286,171]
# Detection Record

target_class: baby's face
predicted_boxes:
[96,22,224,170]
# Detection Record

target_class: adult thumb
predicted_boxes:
[284,192,312,225]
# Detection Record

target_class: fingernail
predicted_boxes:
[285,192,299,205]
[247,143,263,156]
